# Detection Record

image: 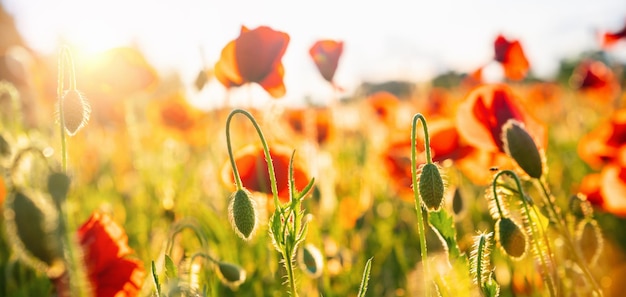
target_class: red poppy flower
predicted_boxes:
[77,211,145,297]
[147,91,209,148]
[283,107,333,145]
[309,40,343,86]
[602,20,626,48]
[456,84,546,153]
[570,59,619,102]
[494,34,530,81]
[214,26,290,98]
[381,119,473,200]
[222,144,310,203]
[578,109,626,168]
[366,91,400,125]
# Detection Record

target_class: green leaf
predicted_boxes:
[165,255,178,280]
[483,272,500,297]
[428,209,465,264]
[357,257,373,297]
[151,261,162,297]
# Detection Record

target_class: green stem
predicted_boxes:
[282,248,298,297]
[495,170,556,297]
[225,109,280,208]
[490,172,507,219]
[411,114,430,296]
[475,233,487,293]
[535,179,603,296]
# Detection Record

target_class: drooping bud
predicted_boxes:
[576,219,603,266]
[502,119,543,179]
[298,244,324,278]
[59,89,90,136]
[3,189,65,278]
[569,193,594,219]
[216,261,246,288]
[496,217,527,260]
[228,188,258,240]
[418,163,445,211]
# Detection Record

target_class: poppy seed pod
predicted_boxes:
[496,217,527,260]
[228,188,258,240]
[298,244,324,278]
[418,163,445,211]
[502,119,543,179]
[60,89,90,136]
[3,189,65,278]
[216,261,246,288]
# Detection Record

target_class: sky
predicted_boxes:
[2,0,626,108]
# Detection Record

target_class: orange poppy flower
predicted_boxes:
[309,40,343,86]
[578,109,626,169]
[214,26,290,98]
[222,144,310,203]
[77,210,145,297]
[602,20,626,48]
[494,34,530,81]
[147,91,208,148]
[456,84,545,153]
[365,91,400,125]
[569,59,619,103]
[461,66,484,89]
[81,47,159,126]
[283,107,333,145]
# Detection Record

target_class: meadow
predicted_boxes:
[1,23,626,297]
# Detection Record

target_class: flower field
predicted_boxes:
[2,7,626,297]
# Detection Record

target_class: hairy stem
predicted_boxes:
[411,113,430,296]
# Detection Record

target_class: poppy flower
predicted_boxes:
[365,91,400,125]
[147,91,209,148]
[81,47,159,126]
[602,20,626,48]
[283,107,333,145]
[381,119,473,200]
[461,66,484,89]
[578,109,626,168]
[456,84,545,153]
[570,59,619,103]
[222,144,310,203]
[309,40,343,87]
[77,210,145,297]
[214,26,290,98]
[494,34,530,81]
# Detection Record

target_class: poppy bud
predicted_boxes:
[60,90,90,136]
[3,189,65,278]
[216,261,246,288]
[569,194,594,219]
[228,188,258,240]
[418,163,445,211]
[298,244,324,278]
[502,119,543,179]
[576,219,603,266]
[496,217,527,260]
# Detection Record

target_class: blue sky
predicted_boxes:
[3,0,626,108]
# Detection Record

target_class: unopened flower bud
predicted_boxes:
[216,261,246,288]
[496,217,527,260]
[502,120,543,179]
[228,188,258,240]
[298,244,324,278]
[60,90,90,136]
[418,163,445,211]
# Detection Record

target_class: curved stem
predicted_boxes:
[535,179,603,296]
[496,170,556,297]
[411,114,430,296]
[225,109,280,208]
[414,114,433,164]
[491,171,508,219]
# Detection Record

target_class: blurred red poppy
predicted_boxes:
[494,34,530,81]
[77,211,145,297]
[461,66,484,89]
[602,20,626,48]
[382,119,473,200]
[222,144,310,203]
[578,109,626,168]
[283,107,334,145]
[570,59,620,103]
[456,84,546,153]
[366,91,400,125]
[309,40,343,86]
[147,91,209,148]
[214,26,290,98]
